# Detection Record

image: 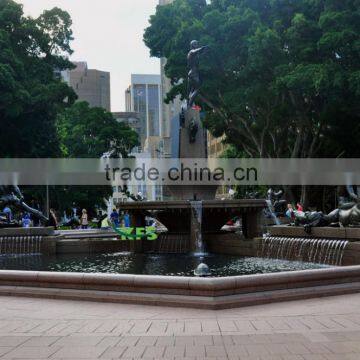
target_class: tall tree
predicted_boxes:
[0,0,76,157]
[53,102,140,216]
[145,0,360,206]
[144,0,360,159]
[57,101,139,159]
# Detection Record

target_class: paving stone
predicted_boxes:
[0,295,359,360]
[96,336,121,348]
[0,337,31,347]
[4,346,60,359]
[205,345,227,357]
[0,347,12,357]
[53,335,104,346]
[98,346,126,359]
[121,345,146,358]
[185,345,206,357]
[137,336,158,346]
[163,345,185,358]
[50,346,108,359]
[21,336,61,347]
[225,344,248,356]
[156,337,175,346]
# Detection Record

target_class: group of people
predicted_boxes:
[285,202,304,220]
[1,205,45,228]
[108,209,131,229]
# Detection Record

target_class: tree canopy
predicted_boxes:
[0,0,76,157]
[144,0,360,158]
[0,0,140,215]
[53,102,140,215]
[57,101,139,158]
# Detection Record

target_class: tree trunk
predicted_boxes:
[300,185,309,210]
[283,185,296,205]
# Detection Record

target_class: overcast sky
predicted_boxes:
[16,0,160,111]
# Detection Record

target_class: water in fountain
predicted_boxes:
[265,200,281,226]
[260,236,348,266]
[190,201,207,256]
[0,236,42,256]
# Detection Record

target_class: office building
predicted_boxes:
[61,62,111,111]
[125,74,162,147]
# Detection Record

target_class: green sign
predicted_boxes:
[112,225,158,241]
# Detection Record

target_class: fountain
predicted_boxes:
[0,228,58,256]
[190,201,211,276]
[190,201,205,255]
[194,258,211,277]
[260,236,349,266]
[113,40,266,257]
[265,200,281,226]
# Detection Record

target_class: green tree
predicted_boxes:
[0,0,76,157]
[53,102,140,216]
[57,101,139,158]
[145,0,360,206]
[145,0,360,158]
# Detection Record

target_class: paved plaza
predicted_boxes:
[0,294,359,359]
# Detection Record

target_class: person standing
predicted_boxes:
[22,213,31,228]
[297,202,304,212]
[2,206,12,222]
[110,208,120,227]
[285,204,295,219]
[124,211,131,228]
[80,209,88,229]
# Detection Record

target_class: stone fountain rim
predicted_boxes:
[0,266,359,309]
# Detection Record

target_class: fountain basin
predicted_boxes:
[0,265,359,309]
[0,253,328,276]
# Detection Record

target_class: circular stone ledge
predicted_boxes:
[0,266,360,309]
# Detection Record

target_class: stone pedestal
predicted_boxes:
[179,108,207,158]
[167,107,217,201]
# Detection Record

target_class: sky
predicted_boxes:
[16,0,160,111]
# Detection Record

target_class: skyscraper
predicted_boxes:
[125,74,162,147]
[61,62,111,111]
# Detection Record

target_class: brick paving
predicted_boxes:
[0,294,359,359]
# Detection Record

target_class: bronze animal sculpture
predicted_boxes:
[0,185,48,225]
[266,188,287,216]
[293,186,360,232]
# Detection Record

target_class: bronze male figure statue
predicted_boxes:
[187,40,208,108]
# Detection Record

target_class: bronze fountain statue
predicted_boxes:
[266,188,287,216]
[187,40,209,109]
[0,185,48,226]
[293,186,360,233]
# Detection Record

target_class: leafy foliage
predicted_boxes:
[0,0,76,157]
[57,101,139,158]
[0,1,140,215]
[145,0,360,158]
[54,102,139,215]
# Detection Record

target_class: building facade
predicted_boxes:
[61,62,111,111]
[125,74,162,148]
